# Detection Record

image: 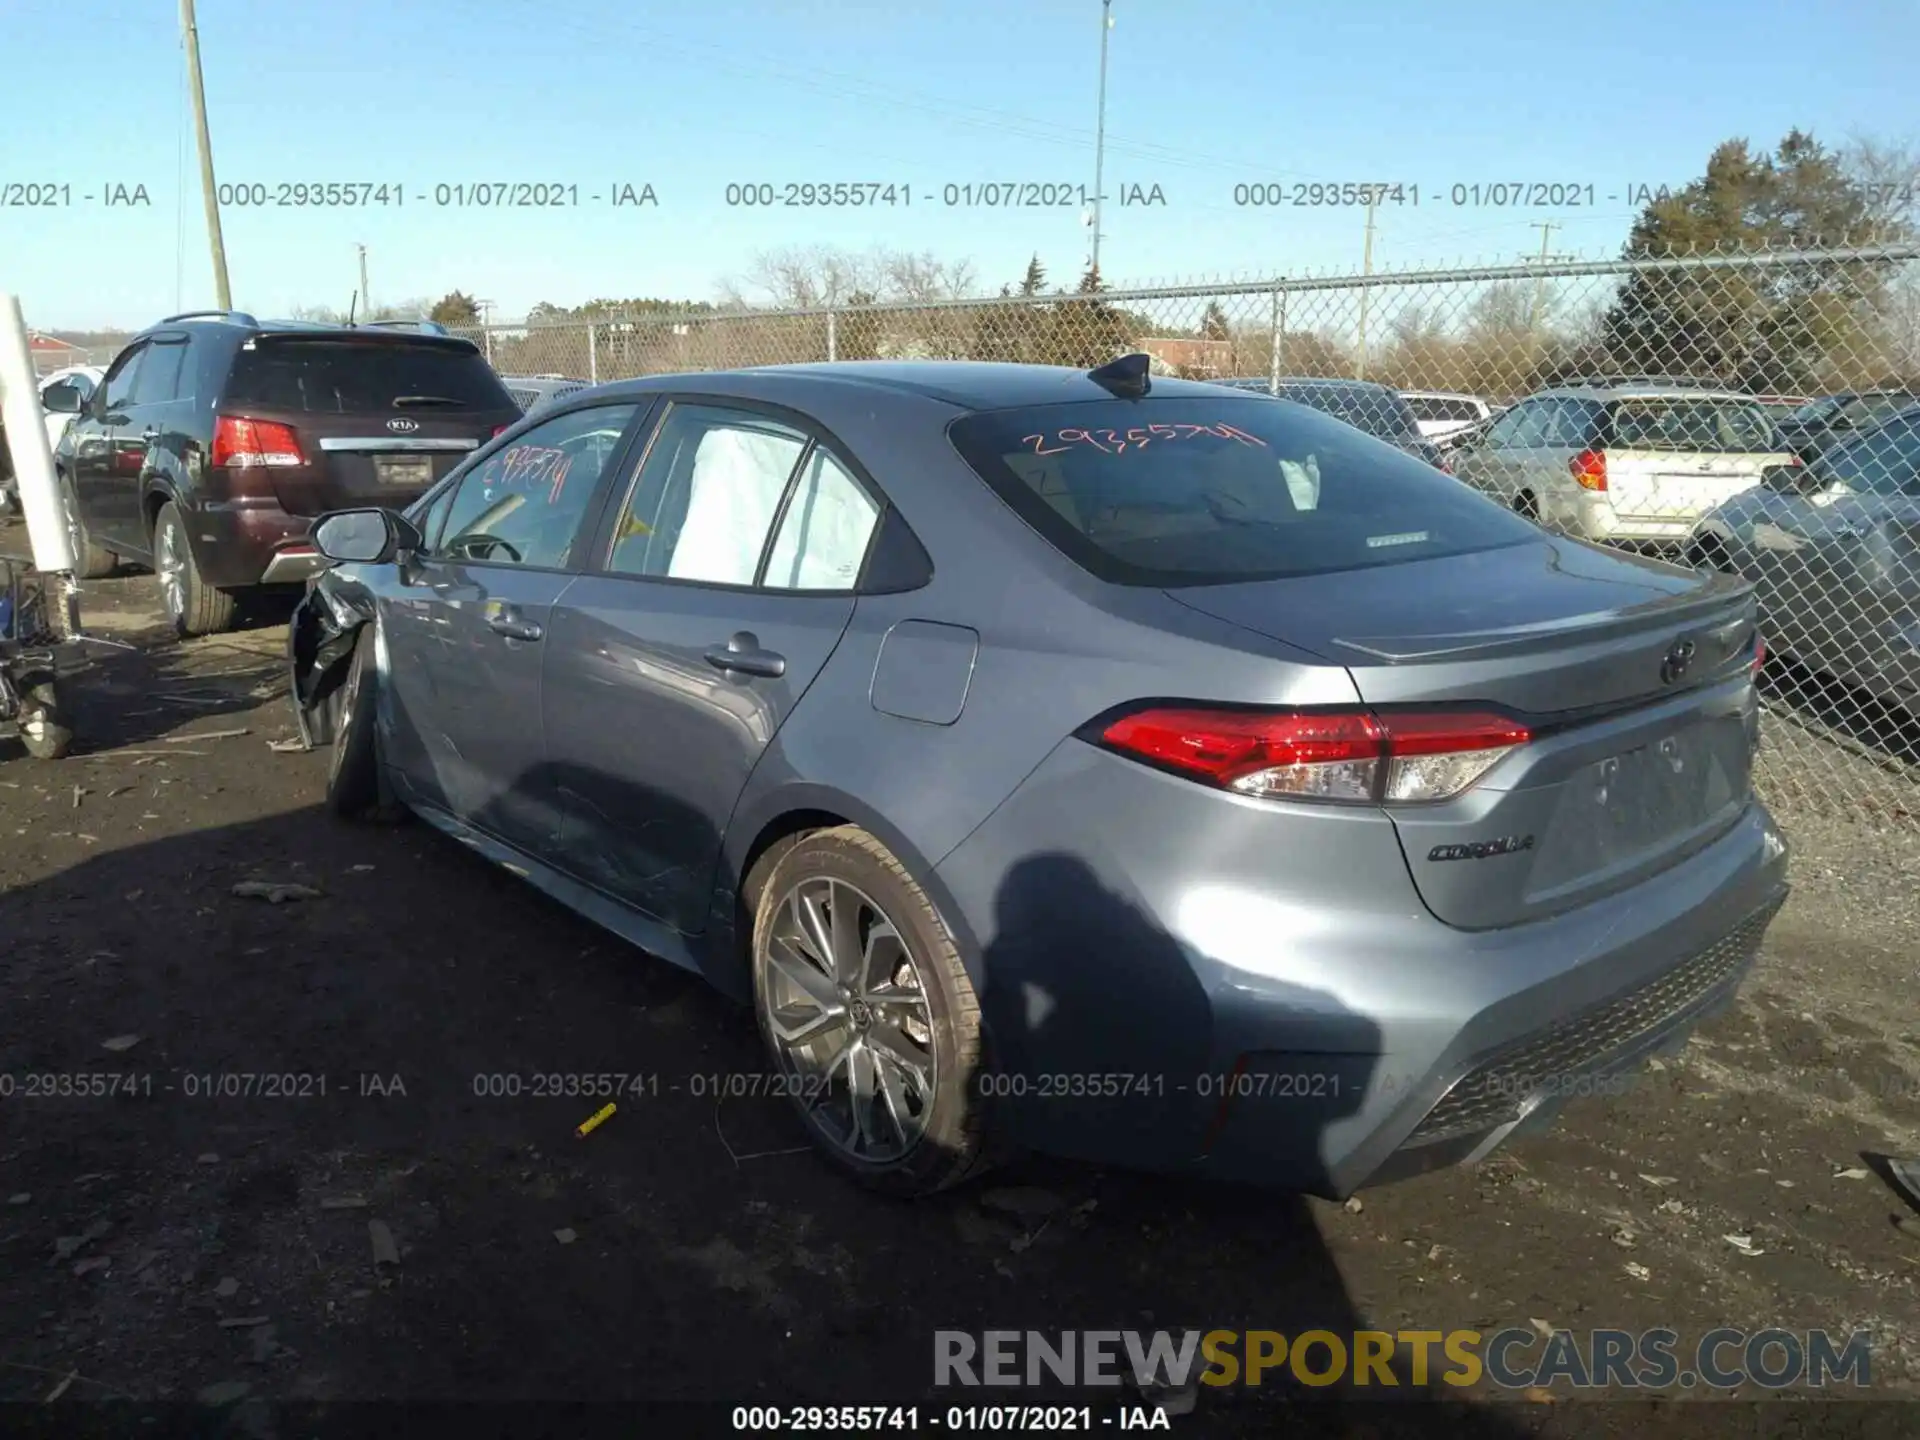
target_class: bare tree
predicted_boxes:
[1841,134,1920,239]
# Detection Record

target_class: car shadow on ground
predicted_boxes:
[0,797,1565,1437]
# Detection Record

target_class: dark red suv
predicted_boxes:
[55,312,520,635]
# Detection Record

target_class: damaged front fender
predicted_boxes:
[287,574,374,749]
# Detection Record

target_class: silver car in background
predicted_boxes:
[500,374,591,416]
[1450,383,1797,544]
[1690,404,1920,710]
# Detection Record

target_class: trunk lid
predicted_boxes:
[216,333,518,516]
[1166,537,1762,928]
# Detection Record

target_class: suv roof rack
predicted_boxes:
[159,309,260,327]
[363,318,450,336]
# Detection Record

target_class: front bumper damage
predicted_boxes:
[286,578,363,749]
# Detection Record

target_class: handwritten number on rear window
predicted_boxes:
[1023,422,1268,457]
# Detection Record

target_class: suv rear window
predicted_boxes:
[224,340,514,414]
[947,398,1538,587]
[1604,397,1777,452]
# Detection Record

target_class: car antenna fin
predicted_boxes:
[1088,352,1151,398]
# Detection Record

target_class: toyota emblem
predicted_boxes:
[1660,639,1696,685]
[387,418,421,434]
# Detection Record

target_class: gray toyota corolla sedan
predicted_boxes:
[288,354,1790,1199]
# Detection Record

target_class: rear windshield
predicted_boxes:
[1407,396,1482,423]
[946,397,1539,587]
[1275,383,1421,441]
[1605,397,1777,452]
[224,341,514,414]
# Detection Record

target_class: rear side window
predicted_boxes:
[130,340,189,405]
[1605,397,1777,452]
[224,341,515,414]
[947,398,1538,587]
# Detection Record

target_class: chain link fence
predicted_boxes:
[454,240,1920,832]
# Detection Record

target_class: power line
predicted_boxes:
[1090,0,1113,277]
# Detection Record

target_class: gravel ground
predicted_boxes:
[3,559,1920,1438]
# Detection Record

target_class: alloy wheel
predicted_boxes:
[156,517,186,624]
[762,876,937,1164]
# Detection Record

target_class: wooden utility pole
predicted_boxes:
[1355,194,1378,378]
[180,0,231,309]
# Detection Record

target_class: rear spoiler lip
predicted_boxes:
[247,330,482,355]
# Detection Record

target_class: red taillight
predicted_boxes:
[1569,449,1608,491]
[1097,706,1532,804]
[212,415,302,468]
[1752,633,1767,674]
[492,424,511,438]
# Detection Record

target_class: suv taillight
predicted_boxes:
[212,415,303,468]
[1095,706,1532,804]
[1752,633,1767,675]
[1569,449,1608,491]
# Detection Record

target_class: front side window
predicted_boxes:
[129,340,189,406]
[947,397,1538,587]
[607,404,808,585]
[435,403,638,569]
[1818,419,1920,496]
[101,345,147,411]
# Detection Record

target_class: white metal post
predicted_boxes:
[0,294,77,577]
[588,322,598,383]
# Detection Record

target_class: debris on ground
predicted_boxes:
[575,1102,616,1138]
[42,1371,76,1403]
[217,1316,270,1329]
[99,1034,141,1052]
[169,727,250,744]
[1724,1233,1766,1256]
[215,1278,239,1298]
[1624,1262,1652,1281]
[1529,1318,1555,1339]
[52,1221,110,1260]
[1343,1196,1364,1214]
[267,738,307,753]
[231,881,324,904]
[319,1197,368,1210]
[8,1193,29,1206]
[1834,1166,1871,1181]
[71,1256,111,1277]
[1639,1174,1678,1187]
[368,1221,400,1268]
[554,1228,578,1245]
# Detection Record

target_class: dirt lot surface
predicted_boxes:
[4,559,1920,1438]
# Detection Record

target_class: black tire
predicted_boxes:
[58,473,118,580]
[15,671,73,760]
[749,825,996,1197]
[153,501,238,637]
[326,627,394,820]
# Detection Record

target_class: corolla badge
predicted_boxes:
[387,418,421,434]
[1659,638,1695,685]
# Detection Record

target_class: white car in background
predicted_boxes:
[0,365,105,516]
[1402,390,1495,442]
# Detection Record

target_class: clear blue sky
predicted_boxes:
[5,0,1917,330]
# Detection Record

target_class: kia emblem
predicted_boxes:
[1660,639,1696,685]
[387,418,421,434]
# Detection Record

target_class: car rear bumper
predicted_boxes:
[189,500,323,589]
[933,741,1790,1198]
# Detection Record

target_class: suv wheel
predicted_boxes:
[153,501,238,637]
[749,826,997,1196]
[58,474,118,580]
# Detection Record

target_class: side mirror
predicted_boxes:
[41,382,83,414]
[312,508,422,565]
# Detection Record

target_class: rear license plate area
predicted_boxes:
[1593,729,1721,847]
[375,454,434,487]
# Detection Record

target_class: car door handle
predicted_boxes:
[704,633,786,678]
[486,613,543,641]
